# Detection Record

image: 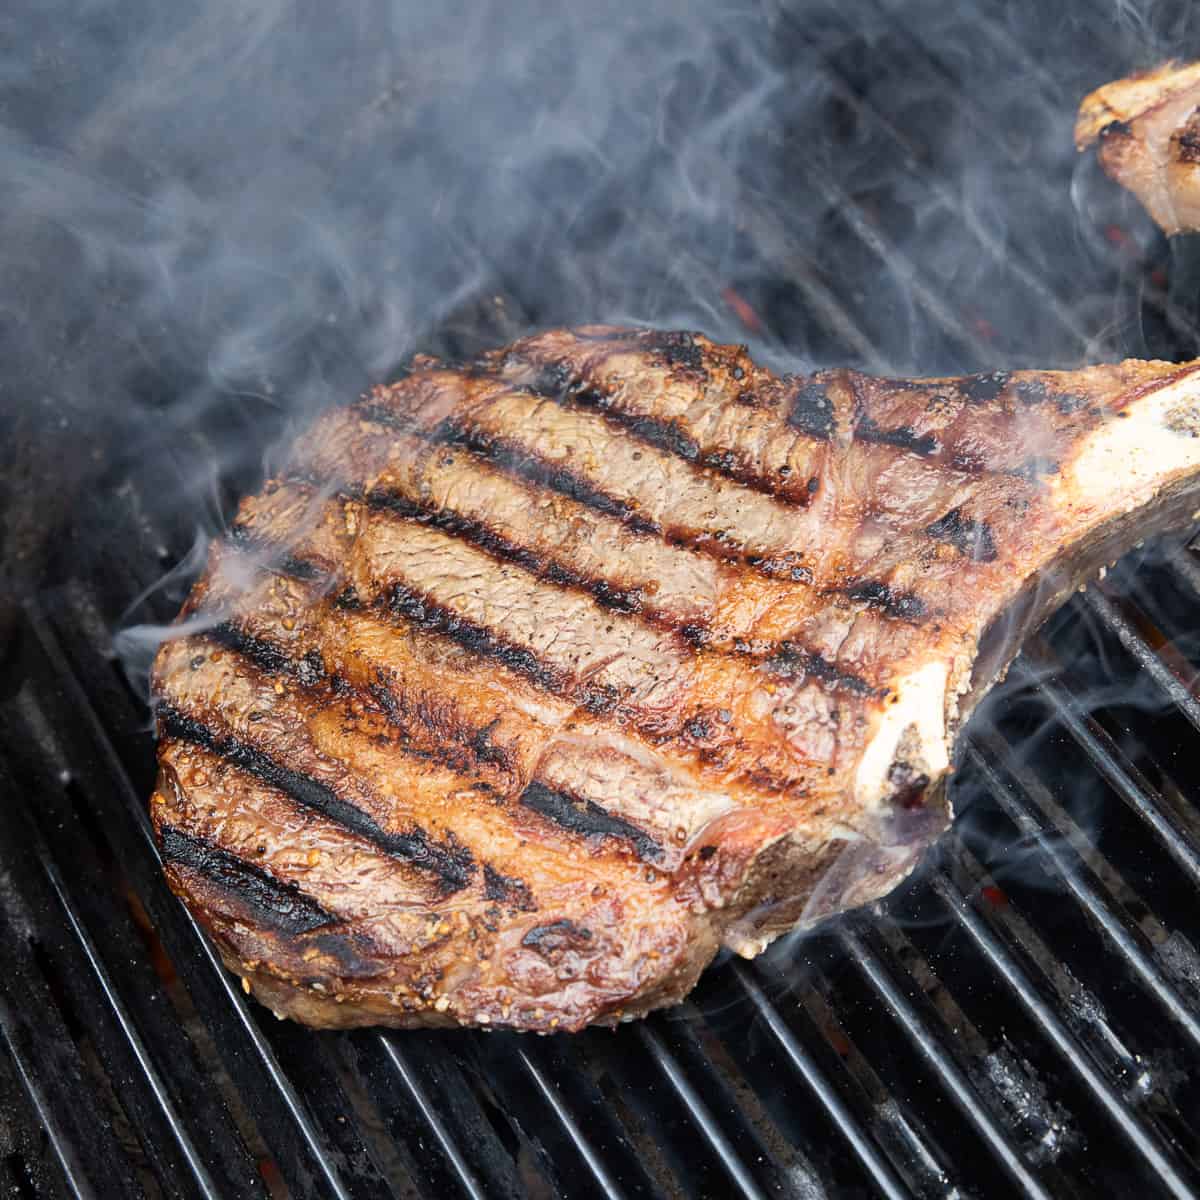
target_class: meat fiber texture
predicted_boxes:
[1077,59,1200,235]
[151,326,1200,1031]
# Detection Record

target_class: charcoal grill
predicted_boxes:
[4,1,1200,1196]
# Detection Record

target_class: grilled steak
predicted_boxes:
[1077,59,1200,235]
[151,326,1200,1031]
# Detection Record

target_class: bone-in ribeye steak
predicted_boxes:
[151,326,1200,1031]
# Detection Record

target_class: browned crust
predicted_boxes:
[152,326,1200,1031]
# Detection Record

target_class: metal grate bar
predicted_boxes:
[461,1034,663,1200]
[930,870,1200,1198]
[514,1047,627,1200]
[964,735,1200,1048]
[0,807,141,1200]
[713,193,895,372]
[804,0,1200,362]
[0,988,128,1200]
[18,600,373,1200]
[939,831,1150,1065]
[851,0,1078,178]
[380,1035,538,1200]
[30,837,239,1200]
[257,1024,415,1198]
[1164,542,1200,599]
[1016,648,1200,883]
[339,1032,490,1199]
[797,158,998,363]
[0,702,266,1200]
[633,1024,770,1200]
[896,0,1070,103]
[838,924,1054,1200]
[655,1009,820,1196]
[375,1036,489,1200]
[711,946,967,1197]
[792,29,1098,355]
[41,585,518,1200]
[0,1036,68,1200]
[1083,587,1200,731]
[727,962,910,1200]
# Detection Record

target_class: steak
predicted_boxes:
[150,325,1200,1031]
[1077,59,1200,235]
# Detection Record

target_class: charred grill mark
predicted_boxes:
[643,329,705,371]
[842,580,926,622]
[378,583,619,716]
[222,534,337,604]
[512,362,821,505]
[219,539,700,723]
[520,918,594,956]
[743,553,812,583]
[855,414,939,456]
[226,526,324,582]
[483,864,536,911]
[925,507,998,563]
[156,704,475,893]
[204,612,524,789]
[554,385,701,462]
[362,684,504,789]
[469,719,519,775]
[306,931,382,977]
[367,487,818,638]
[698,450,816,504]
[421,420,819,586]
[364,489,645,615]
[760,642,880,696]
[355,393,826,584]
[1177,112,1200,164]
[250,514,871,703]
[222,477,879,714]
[961,371,1011,405]
[221,493,875,711]
[206,622,327,686]
[519,780,664,863]
[233,509,871,704]
[203,621,512,783]
[158,824,337,934]
[435,419,662,537]
[352,401,410,430]
[787,380,836,439]
[1014,379,1088,415]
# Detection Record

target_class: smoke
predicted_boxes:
[2,0,809,634]
[4,0,1200,928]
[4,0,1197,468]
[2,0,1193,680]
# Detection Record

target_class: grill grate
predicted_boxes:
[5,1,1200,1197]
[6,565,1200,1197]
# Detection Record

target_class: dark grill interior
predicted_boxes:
[4,2,1200,1197]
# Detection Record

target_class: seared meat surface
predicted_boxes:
[1077,59,1200,234]
[152,326,1200,1031]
